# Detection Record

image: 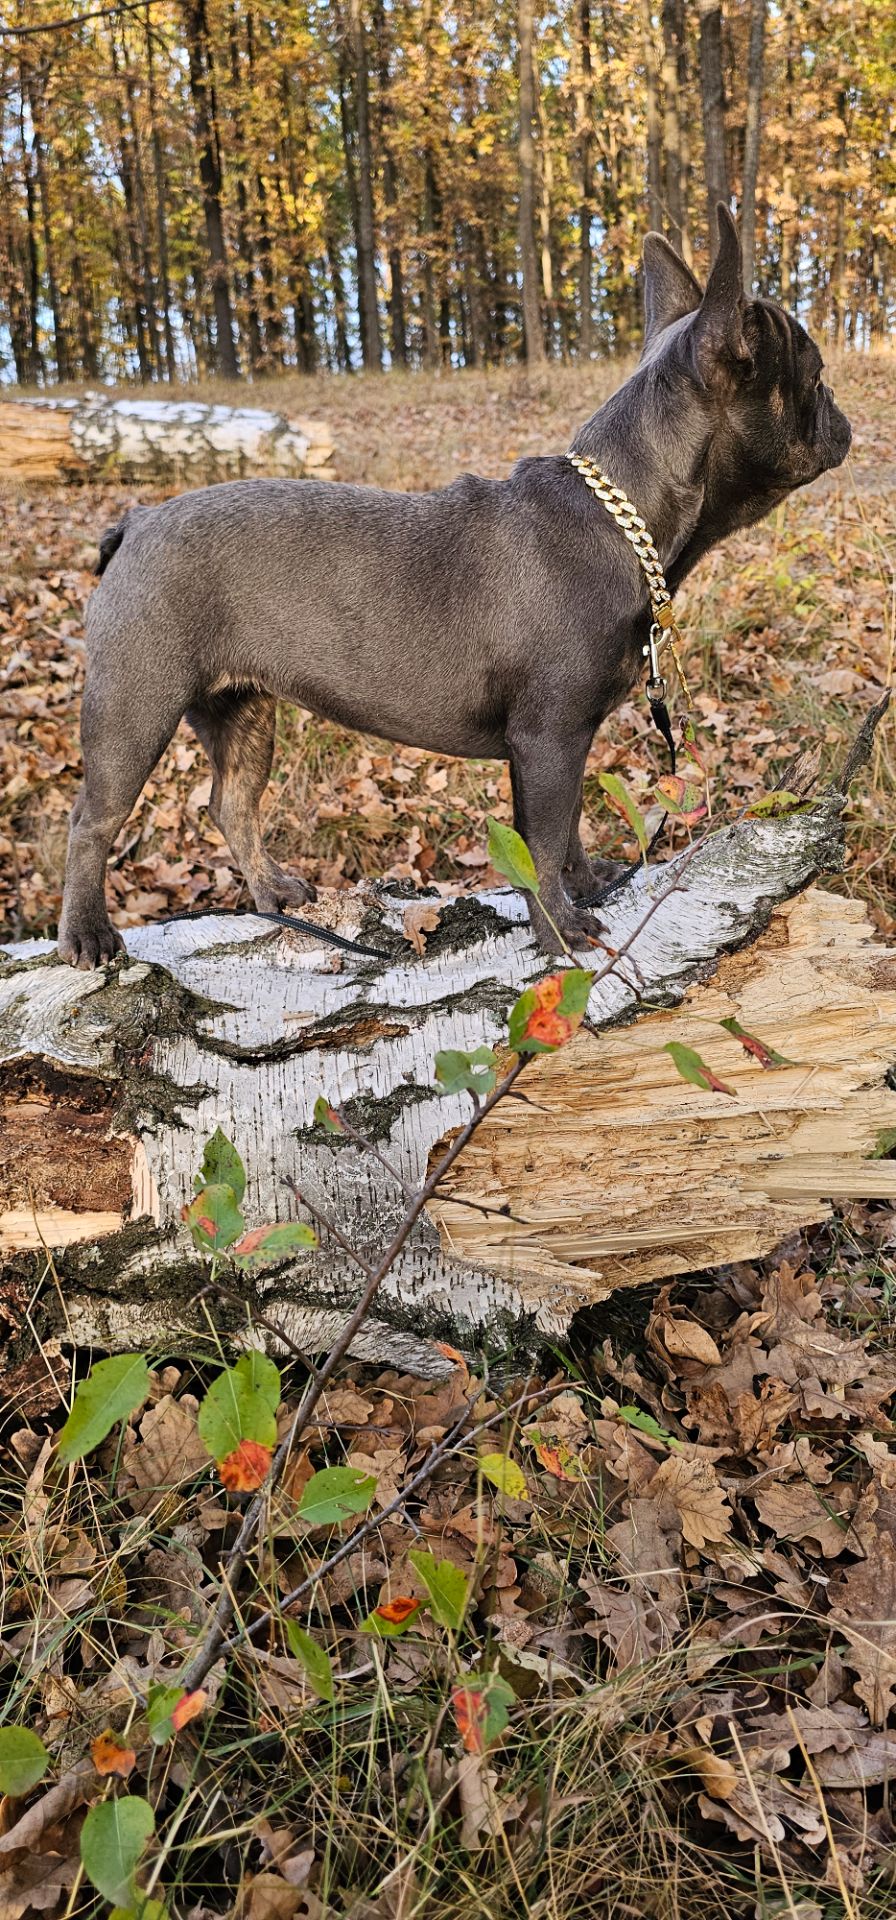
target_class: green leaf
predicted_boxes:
[746,789,811,818]
[487,818,539,893]
[194,1128,245,1205]
[665,1041,735,1097]
[408,1550,469,1631]
[0,1727,48,1797]
[507,986,539,1053]
[870,1127,896,1160]
[598,772,649,861]
[231,1220,316,1267]
[80,1796,155,1907]
[297,1465,377,1527]
[182,1183,245,1253]
[557,968,594,1019]
[478,1452,528,1499]
[58,1354,150,1465]
[617,1405,681,1450]
[197,1351,281,1463]
[313,1095,345,1134]
[435,1046,499,1098]
[285,1621,335,1701]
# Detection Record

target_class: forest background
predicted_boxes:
[0,0,895,386]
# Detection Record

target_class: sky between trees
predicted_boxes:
[0,0,893,386]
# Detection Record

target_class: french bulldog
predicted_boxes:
[58,206,850,967]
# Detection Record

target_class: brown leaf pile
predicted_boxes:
[3,1211,896,1912]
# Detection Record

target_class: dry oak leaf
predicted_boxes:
[346,1446,405,1509]
[751,1480,857,1558]
[830,1534,896,1724]
[0,1846,80,1920]
[649,1455,733,1551]
[699,1750,826,1851]
[0,1758,95,1858]
[581,1580,665,1668]
[314,1386,375,1432]
[239,1872,309,1920]
[814,1731,896,1788]
[121,1393,208,1516]
[402,901,441,954]
[657,1317,723,1368]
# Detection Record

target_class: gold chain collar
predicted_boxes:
[566,449,691,707]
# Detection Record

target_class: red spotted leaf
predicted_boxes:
[218,1438,273,1491]
[377,1596,420,1625]
[171,1689,208,1731]
[452,1686,487,1753]
[665,1041,735,1096]
[719,1016,795,1069]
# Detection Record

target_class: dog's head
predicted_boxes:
[640,206,851,528]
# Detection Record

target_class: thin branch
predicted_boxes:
[177,1050,528,1692]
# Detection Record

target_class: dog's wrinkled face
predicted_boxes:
[640,206,851,527]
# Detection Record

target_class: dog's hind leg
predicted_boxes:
[59,676,187,969]
[186,688,317,913]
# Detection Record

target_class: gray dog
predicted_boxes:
[58,208,850,967]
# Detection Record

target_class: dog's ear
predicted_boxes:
[642,232,703,344]
[693,204,752,376]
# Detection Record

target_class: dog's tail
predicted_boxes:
[96,517,129,576]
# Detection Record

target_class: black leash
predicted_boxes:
[154,903,391,960]
[645,676,676,859]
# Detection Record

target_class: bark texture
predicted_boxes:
[3,763,894,1378]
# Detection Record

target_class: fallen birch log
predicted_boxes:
[1,715,895,1379]
[0,394,334,483]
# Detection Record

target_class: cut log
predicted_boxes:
[0,395,334,483]
[2,733,894,1379]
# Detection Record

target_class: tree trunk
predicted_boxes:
[3,711,892,1377]
[0,394,333,481]
[145,4,178,381]
[372,0,407,367]
[27,81,69,382]
[182,0,240,379]
[698,0,729,253]
[517,0,545,363]
[576,0,594,355]
[740,0,766,294]
[661,0,690,262]
[642,0,663,230]
[346,0,382,371]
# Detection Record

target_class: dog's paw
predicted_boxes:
[252,869,318,914]
[58,916,124,970]
[559,905,607,950]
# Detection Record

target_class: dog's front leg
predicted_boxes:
[508,727,605,955]
[563,774,628,904]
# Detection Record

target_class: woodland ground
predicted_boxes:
[1,357,896,1920]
